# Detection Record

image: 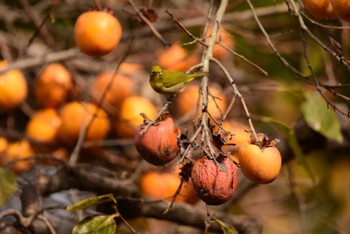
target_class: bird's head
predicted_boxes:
[151,65,163,75]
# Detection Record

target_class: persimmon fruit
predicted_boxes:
[0,61,28,113]
[205,24,234,59]
[140,170,198,204]
[135,114,180,166]
[113,96,157,138]
[57,101,110,146]
[74,10,122,57]
[329,0,350,21]
[302,0,337,20]
[26,108,61,144]
[0,137,8,154]
[213,120,251,163]
[158,42,200,72]
[238,141,282,184]
[175,84,227,119]
[191,157,238,205]
[1,140,34,173]
[90,70,133,115]
[34,63,73,108]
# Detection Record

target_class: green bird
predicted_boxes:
[149,65,207,94]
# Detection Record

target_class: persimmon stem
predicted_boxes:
[210,57,260,146]
[139,94,175,135]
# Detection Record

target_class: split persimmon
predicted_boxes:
[191,156,238,205]
[74,10,122,57]
[135,114,180,166]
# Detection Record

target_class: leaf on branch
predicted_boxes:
[0,167,17,206]
[301,91,343,143]
[212,218,236,234]
[72,215,117,234]
[66,194,116,212]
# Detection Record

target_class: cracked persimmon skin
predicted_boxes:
[191,157,238,205]
[135,116,180,166]
[238,143,282,184]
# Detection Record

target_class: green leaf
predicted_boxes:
[67,194,116,212]
[259,116,315,182]
[212,218,236,234]
[0,167,17,206]
[301,91,343,143]
[72,215,117,234]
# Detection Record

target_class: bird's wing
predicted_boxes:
[162,70,189,88]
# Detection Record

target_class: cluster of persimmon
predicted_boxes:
[0,10,145,172]
[135,113,282,206]
[302,0,350,21]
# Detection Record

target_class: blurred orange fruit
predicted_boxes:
[175,84,227,120]
[26,108,61,143]
[213,120,251,163]
[0,61,28,113]
[329,0,350,21]
[114,96,157,138]
[90,70,133,115]
[34,63,73,108]
[205,24,234,59]
[139,170,198,204]
[158,42,200,72]
[1,140,34,173]
[0,137,8,154]
[302,0,337,19]
[57,101,110,146]
[74,10,122,57]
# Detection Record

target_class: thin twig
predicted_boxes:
[69,37,137,166]
[178,125,202,164]
[37,215,57,234]
[127,0,168,46]
[24,0,61,50]
[245,0,305,78]
[117,210,137,234]
[300,10,350,30]
[218,43,268,76]
[198,0,229,161]
[18,0,56,49]
[210,57,259,145]
[0,48,79,75]
[166,9,208,48]
[140,94,175,135]
[289,0,350,70]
